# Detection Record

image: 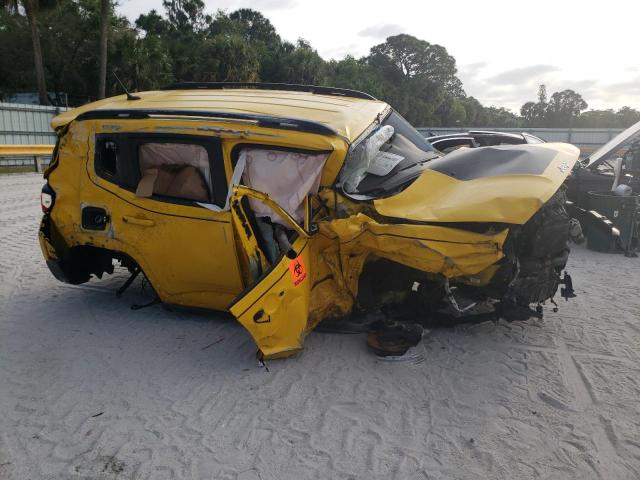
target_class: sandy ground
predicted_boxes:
[1,173,640,480]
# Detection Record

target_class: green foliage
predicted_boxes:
[547,89,588,126]
[519,84,639,129]
[573,107,640,128]
[0,7,33,98]
[1,2,637,129]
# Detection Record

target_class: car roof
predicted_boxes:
[427,130,526,141]
[468,130,525,139]
[51,85,389,142]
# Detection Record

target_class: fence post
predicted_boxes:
[34,155,38,173]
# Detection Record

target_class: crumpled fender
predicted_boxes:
[374,143,579,225]
[320,213,509,283]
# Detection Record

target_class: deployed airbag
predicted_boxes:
[139,143,212,192]
[240,148,329,225]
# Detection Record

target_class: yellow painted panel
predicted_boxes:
[0,144,54,156]
[230,238,312,359]
[51,89,387,142]
[374,143,579,225]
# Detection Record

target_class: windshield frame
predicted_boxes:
[337,108,439,200]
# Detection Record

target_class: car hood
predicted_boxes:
[374,142,579,225]
[586,119,640,168]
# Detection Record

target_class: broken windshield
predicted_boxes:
[339,111,439,197]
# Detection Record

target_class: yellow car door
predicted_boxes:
[87,131,245,310]
[228,186,314,359]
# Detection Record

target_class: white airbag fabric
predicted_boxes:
[241,148,329,225]
[139,143,212,192]
[341,125,394,192]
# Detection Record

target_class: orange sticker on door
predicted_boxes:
[288,256,307,287]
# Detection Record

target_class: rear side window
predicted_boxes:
[93,133,226,206]
[95,138,119,178]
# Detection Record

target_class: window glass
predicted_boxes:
[96,138,118,177]
[339,110,439,196]
[523,134,544,144]
[382,111,435,154]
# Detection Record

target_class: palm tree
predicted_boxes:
[23,0,48,104]
[2,0,48,104]
[98,0,109,99]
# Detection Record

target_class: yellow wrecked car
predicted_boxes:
[39,82,579,359]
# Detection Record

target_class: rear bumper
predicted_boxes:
[38,215,75,284]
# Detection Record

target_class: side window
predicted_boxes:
[94,133,226,206]
[95,137,118,178]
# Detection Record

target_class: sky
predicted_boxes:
[116,0,640,113]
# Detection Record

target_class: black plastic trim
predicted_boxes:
[75,109,338,136]
[162,82,377,101]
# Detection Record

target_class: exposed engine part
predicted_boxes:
[504,189,572,305]
[355,189,575,328]
[444,279,477,315]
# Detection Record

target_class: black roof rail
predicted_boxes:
[74,109,338,136]
[162,82,377,101]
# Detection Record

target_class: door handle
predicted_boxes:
[122,215,154,227]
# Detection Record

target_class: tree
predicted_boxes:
[368,34,464,96]
[197,34,259,81]
[23,0,48,104]
[365,34,464,125]
[227,8,279,47]
[482,106,522,128]
[522,84,550,127]
[458,96,484,125]
[614,106,640,128]
[273,39,326,85]
[98,0,110,98]
[537,84,547,104]
[326,55,385,99]
[163,0,209,31]
[546,89,587,127]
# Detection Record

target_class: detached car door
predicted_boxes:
[227,187,315,360]
[89,132,244,310]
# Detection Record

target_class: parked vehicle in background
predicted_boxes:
[565,120,640,255]
[427,130,544,153]
[39,83,579,359]
[566,120,640,205]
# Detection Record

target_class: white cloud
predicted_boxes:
[486,65,560,86]
[358,23,403,39]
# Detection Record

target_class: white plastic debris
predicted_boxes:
[341,125,394,193]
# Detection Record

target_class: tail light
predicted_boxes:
[41,183,56,214]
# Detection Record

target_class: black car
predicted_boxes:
[566,121,640,205]
[427,130,545,153]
